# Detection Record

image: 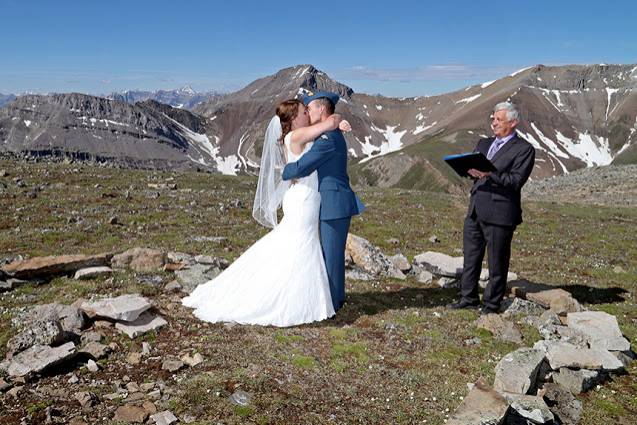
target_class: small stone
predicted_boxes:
[229,389,252,406]
[111,247,166,273]
[74,266,113,280]
[7,385,23,398]
[437,277,458,288]
[162,359,185,373]
[504,394,555,424]
[142,401,158,414]
[109,216,120,225]
[389,254,411,273]
[79,341,110,359]
[86,359,99,372]
[141,342,151,356]
[181,352,204,367]
[163,280,182,293]
[80,331,102,344]
[68,417,88,425]
[150,410,178,425]
[74,391,98,408]
[182,414,197,423]
[447,377,508,425]
[0,377,13,392]
[428,235,440,243]
[475,314,523,344]
[140,382,155,392]
[416,270,433,284]
[113,405,149,423]
[67,374,79,384]
[148,389,162,400]
[115,312,168,339]
[386,238,400,245]
[126,352,142,365]
[526,288,573,309]
[126,382,141,393]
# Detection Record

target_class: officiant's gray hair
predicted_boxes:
[494,102,519,122]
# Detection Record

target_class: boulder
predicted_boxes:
[412,251,463,278]
[345,234,405,279]
[6,319,65,357]
[416,269,433,284]
[504,394,555,424]
[1,253,113,279]
[447,377,509,425]
[115,312,168,338]
[552,368,601,394]
[150,410,178,425]
[501,298,546,318]
[567,311,631,352]
[525,288,577,312]
[161,358,185,373]
[536,340,624,371]
[0,342,76,378]
[26,301,86,336]
[493,348,546,394]
[111,247,166,273]
[540,383,582,425]
[81,294,151,322]
[175,264,222,294]
[79,341,111,360]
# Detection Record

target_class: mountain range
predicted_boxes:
[1,63,635,190]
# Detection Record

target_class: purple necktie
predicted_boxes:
[487,138,505,160]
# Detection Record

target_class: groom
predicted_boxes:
[282,90,365,312]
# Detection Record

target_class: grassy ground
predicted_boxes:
[1,159,636,424]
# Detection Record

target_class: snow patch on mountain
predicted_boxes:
[555,131,612,167]
[455,93,481,104]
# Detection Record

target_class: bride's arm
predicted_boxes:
[289,114,342,147]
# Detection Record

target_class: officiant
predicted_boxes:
[449,102,535,314]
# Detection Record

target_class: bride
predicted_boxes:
[182,99,351,327]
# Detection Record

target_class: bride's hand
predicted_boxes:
[339,119,352,132]
[326,114,342,130]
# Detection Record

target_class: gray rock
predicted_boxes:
[166,251,195,264]
[612,350,636,368]
[74,266,113,280]
[6,319,65,357]
[175,264,222,294]
[1,253,113,280]
[447,377,508,425]
[115,312,168,338]
[229,389,252,406]
[345,234,406,279]
[345,268,374,281]
[567,311,631,351]
[161,359,185,373]
[0,342,76,378]
[86,359,99,372]
[504,394,555,424]
[389,254,411,272]
[74,391,98,408]
[163,280,182,293]
[81,294,151,322]
[552,368,601,394]
[541,383,582,425]
[80,331,102,345]
[113,405,149,423]
[539,325,588,347]
[79,341,110,359]
[150,410,178,425]
[413,251,463,278]
[494,348,546,394]
[538,340,624,371]
[181,353,204,367]
[436,277,458,288]
[501,298,546,318]
[416,269,433,284]
[26,301,86,336]
[111,247,166,273]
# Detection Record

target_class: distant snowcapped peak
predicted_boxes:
[179,85,196,95]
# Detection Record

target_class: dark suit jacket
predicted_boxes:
[467,133,535,226]
[282,129,365,221]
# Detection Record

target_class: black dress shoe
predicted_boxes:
[480,305,499,315]
[447,300,479,310]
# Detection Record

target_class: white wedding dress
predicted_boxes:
[182,133,335,326]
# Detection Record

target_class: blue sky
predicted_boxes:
[1,0,635,97]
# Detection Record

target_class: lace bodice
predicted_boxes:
[284,132,318,191]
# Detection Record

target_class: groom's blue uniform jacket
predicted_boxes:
[281,129,365,220]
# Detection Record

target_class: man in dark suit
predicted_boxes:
[449,102,535,314]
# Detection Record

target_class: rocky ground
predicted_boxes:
[1,159,636,424]
[523,164,637,206]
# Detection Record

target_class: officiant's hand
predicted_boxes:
[468,168,491,179]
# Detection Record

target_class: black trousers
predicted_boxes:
[459,214,515,310]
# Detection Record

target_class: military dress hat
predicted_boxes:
[302,90,340,106]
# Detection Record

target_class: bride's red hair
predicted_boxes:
[276,99,302,144]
